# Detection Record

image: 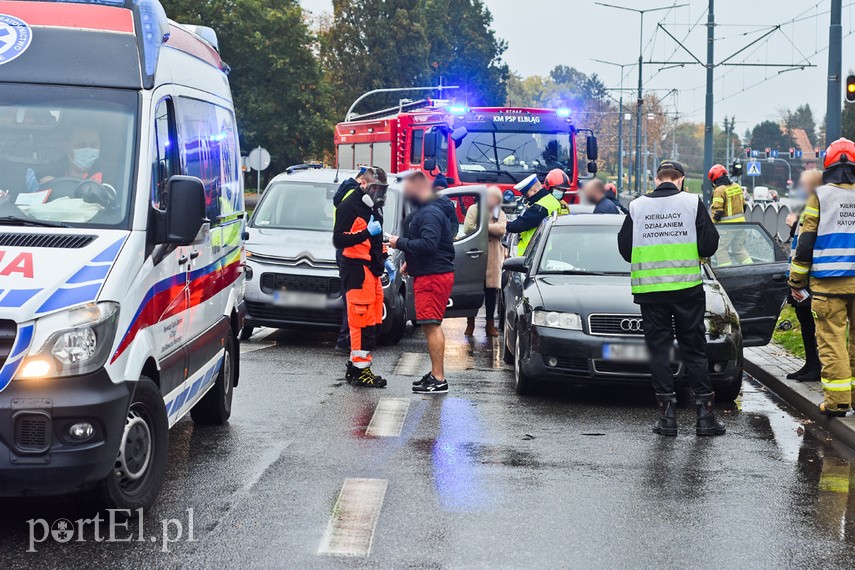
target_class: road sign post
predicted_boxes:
[248,146,271,193]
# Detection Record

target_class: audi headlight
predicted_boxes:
[17,302,120,379]
[532,310,582,331]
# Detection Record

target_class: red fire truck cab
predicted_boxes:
[334,102,599,199]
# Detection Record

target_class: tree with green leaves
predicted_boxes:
[749,120,795,189]
[423,0,509,106]
[161,0,331,176]
[783,104,818,146]
[320,0,432,118]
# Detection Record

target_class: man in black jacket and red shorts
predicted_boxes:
[389,171,458,393]
[332,167,390,387]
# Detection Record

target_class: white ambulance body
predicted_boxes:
[0,0,245,509]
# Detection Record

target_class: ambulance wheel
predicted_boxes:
[96,377,168,511]
[240,325,254,341]
[191,334,236,425]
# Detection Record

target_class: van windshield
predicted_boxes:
[0,85,137,228]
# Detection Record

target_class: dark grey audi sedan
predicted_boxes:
[501,214,789,401]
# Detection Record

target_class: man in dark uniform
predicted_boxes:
[618,161,725,436]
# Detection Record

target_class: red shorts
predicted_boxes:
[414,272,455,324]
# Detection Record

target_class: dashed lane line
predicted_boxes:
[393,352,428,376]
[365,398,410,437]
[318,478,388,557]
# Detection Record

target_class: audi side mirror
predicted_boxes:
[503,257,529,274]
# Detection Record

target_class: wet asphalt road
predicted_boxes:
[2,317,855,569]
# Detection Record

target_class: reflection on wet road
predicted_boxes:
[1,319,854,567]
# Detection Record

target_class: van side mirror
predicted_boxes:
[161,176,206,245]
[586,135,599,161]
[503,256,529,274]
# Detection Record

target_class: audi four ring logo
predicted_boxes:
[620,318,643,332]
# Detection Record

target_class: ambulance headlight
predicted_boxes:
[18,302,120,379]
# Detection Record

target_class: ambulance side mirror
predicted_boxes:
[162,176,207,245]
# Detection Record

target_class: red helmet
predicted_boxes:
[544,168,571,190]
[604,182,617,195]
[707,164,728,182]
[824,138,855,169]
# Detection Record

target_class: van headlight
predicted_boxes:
[532,310,583,331]
[17,302,120,379]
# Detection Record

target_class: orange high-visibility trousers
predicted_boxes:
[344,264,383,369]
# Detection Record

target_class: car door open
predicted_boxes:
[709,222,789,346]
[438,185,490,318]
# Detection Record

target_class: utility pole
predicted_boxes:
[827,0,843,142]
[595,59,635,193]
[702,0,715,205]
[596,3,684,197]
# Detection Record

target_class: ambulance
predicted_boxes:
[0,0,245,509]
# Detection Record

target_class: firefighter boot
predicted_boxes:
[695,392,726,436]
[485,320,499,338]
[653,393,678,437]
[464,317,475,336]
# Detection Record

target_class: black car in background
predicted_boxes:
[502,214,789,401]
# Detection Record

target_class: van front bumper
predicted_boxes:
[0,369,131,496]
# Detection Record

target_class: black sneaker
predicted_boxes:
[412,371,431,387]
[413,374,448,393]
[354,367,387,388]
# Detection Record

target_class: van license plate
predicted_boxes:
[602,344,649,362]
[273,290,326,309]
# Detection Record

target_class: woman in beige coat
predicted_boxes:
[463,185,507,337]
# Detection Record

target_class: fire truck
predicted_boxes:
[334,101,599,199]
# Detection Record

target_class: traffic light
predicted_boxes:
[847,74,855,103]
[730,161,743,178]
[816,147,822,158]
[765,147,771,159]
[745,147,751,158]
[789,147,795,159]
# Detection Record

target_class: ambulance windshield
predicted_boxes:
[0,85,137,228]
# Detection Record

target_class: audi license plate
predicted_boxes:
[273,290,326,309]
[602,344,649,362]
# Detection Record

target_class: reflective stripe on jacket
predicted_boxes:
[811,184,855,278]
[517,193,561,255]
[711,183,745,223]
[629,191,702,294]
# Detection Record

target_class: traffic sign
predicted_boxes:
[771,150,779,158]
[795,149,803,158]
[746,161,762,177]
[248,147,271,171]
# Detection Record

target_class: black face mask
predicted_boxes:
[369,184,387,207]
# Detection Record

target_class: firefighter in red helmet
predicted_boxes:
[790,138,855,416]
[543,168,572,213]
[708,163,749,266]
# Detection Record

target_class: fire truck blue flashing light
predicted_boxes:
[446,105,469,115]
[556,108,572,117]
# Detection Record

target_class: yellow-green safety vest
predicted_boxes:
[517,193,562,256]
[333,188,356,224]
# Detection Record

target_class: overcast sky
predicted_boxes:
[300,0,855,135]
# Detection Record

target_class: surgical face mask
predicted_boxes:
[552,189,565,201]
[71,147,99,171]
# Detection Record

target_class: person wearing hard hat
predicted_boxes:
[708,164,750,266]
[604,182,629,214]
[543,168,574,211]
[506,173,562,256]
[790,138,855,416]
[618,160,725,436]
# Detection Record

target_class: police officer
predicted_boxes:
[506,173,562,256]
[789,138,855,416]
[618,161,724,436]
[708,164,749,266]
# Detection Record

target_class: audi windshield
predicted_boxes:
[539,225,630,275]
[0,85,137,228]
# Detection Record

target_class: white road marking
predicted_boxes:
[318,478,388,557]
[365,398,410,437]
[240,341,275,355]
[393,352,428,376]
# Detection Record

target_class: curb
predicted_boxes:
[744,347,855,451]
